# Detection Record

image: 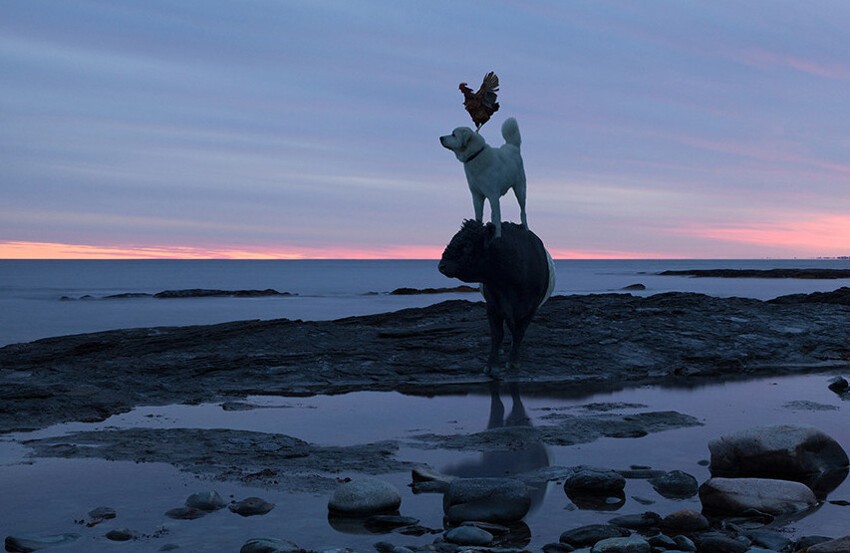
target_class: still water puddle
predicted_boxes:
[1,373,849,551]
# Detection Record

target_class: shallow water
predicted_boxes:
[2,372,849,551]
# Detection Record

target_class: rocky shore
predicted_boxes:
[2,289,850,434]
[3,288,850,551]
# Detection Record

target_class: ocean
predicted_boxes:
[2,258,850,347]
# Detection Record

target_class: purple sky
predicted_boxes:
[3,1,850,258]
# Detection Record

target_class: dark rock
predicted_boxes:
[239,538,300,553]
[661,269,850,279]
[708,425,850,495]
[828,376,849,393]
[672,534,696,551]
[795,536,835,550]
[647,534,677,549]
[661,509,709,532]
[328,478,400,516]
[543,543,575,553]
[390,285,478,295]
[699,477,817,516]
[444,525,493,545]
[105,529,136,541]
[565,468,626,493]
[696,535,749,553]
[621,283,646,291]
[608,511,661,530]
[650,470,698,498]
[808,536,850,553]
[743,529,792,551]
[154,288,292,298]
[87,506,117,520]
[165,507,208,520]
[560,524,630,547]
[229,497,275,517]
[4,534,81,552]
[186,491,227,511]
[770,286,850,304]
[590,536,650,552]
[443,477,530,523]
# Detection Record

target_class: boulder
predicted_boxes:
[328,478,401,516]
[708,425,849,495]
[443,477,531,523]
[229,497,275,517]
[699,477,817,516]
[661,509,708,532]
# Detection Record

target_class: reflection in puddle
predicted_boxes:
[1,373,849,550]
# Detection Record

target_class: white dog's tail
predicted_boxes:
[501,117,521,148]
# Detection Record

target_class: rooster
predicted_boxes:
[459,71,500,131]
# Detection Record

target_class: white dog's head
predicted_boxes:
[440,127,486,163]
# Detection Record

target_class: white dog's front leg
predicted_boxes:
[472,192,485,223]
[489,197,502,237]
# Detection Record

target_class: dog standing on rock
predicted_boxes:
[440,117,527,238]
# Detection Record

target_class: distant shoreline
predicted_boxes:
[659,268,850,279]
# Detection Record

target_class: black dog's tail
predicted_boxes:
[501,117,521,148]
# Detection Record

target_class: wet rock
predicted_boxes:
[590,536,650,553]
[699,477,817,516]
[443,477,530,523]
[560,524,630,547]
[229,497,275,517]
[672,534,696,551]
[708,425,850,495]
[159,545,180,551]
[608,511,661,530]
[185,491,227,511]
[650,470,698,498]
[621,284,646,291]
[105,529,136,541]
[543,543,576,553]
[696,535,749,553]
[661,509,709,532]
[444,525,494,545]
[410,465,453,493]
[165,506,208,520]
[564,468,626,493]
[240,538,301,553]
[328,477,401,516]
[828,376,849,394]
[743,529,792,551]
[807,536,850,553]
[647,534,677,549]
[87,506,117,520]
[795,536,835,550]
[4,534,81,552]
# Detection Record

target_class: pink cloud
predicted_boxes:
[740,48,850,80]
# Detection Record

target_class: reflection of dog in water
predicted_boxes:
[442,382,550,508]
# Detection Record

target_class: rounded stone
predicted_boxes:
[650,470,698,499]
[661,508,709,532]
[105,529,136,541]
[185,491,227,511]
[590,536,650,553]
[699,477,817,516]
[240,538,301,553]
[165,507,207,520]
[229,497,275,517]
[565,468,626,494]
[444,525,494,545]
[560,524,630,547]
[328,478,401,516]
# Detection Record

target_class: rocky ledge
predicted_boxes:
[1,289,850,434]
[658,268,850,279]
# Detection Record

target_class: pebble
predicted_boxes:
[827,376,849,394]
[697,535,749,553]
[560,524,630,547]
[590,536,650,553]
[608,511,661,530]
[565,468,626,493]
[650,470,698,498]
[87,506,117,520]
[662,509,709,532]
[229,497,275,517]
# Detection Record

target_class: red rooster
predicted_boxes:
[459,71,500,131]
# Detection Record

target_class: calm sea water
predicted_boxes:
[1,259,850,347]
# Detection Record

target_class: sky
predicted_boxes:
[2,1,850,259]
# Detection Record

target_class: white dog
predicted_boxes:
[440,117,527,238]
